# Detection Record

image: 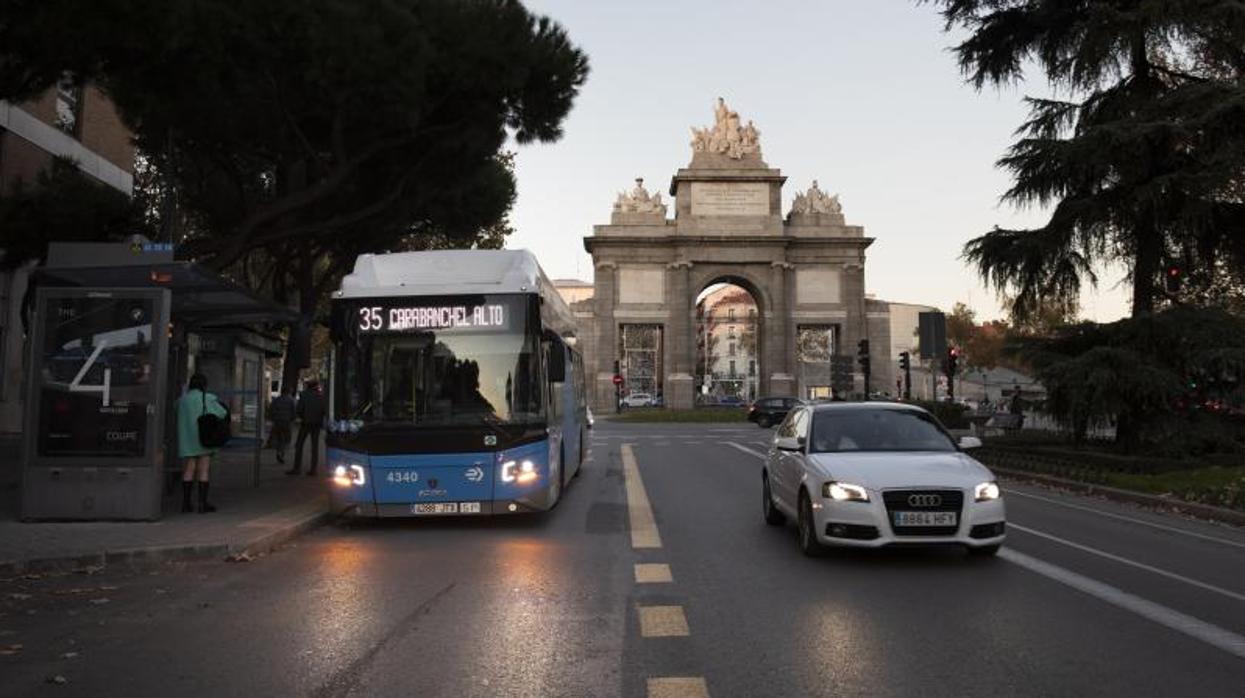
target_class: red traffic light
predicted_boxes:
[949,347,960,357]
[1166,265,1182,278]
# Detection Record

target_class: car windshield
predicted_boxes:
[809,409,957,453]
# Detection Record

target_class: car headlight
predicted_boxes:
[332,464,366,487]
[823,481,869,502]
[975,481,1001,502]
[500,459,538,485]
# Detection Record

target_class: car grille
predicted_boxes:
[882,489,964,537]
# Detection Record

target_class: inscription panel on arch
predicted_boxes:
[690,182,770,216]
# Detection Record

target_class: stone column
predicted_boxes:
[841,261,867,396]
[593,261,619,410]
[768,261,795,397]
[666,261,694,409]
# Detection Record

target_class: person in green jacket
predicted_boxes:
[176,373,228,513]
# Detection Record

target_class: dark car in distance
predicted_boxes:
[747,396,803,428]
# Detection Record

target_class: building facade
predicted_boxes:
[577,99,892,410]
[0,83,136,439]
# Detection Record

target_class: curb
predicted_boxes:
[0,506,332,577]
[994,466,1245,527]
[236,508,333,557]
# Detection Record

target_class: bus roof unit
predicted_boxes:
[338,249,548,298]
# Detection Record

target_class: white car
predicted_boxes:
[620,392,653,408]
[761,402,1005,557]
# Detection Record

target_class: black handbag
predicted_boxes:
[197,391,232,448]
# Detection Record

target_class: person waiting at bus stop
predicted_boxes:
[288,379,326,476]
[176,373,227,513]
[269,387,296,464]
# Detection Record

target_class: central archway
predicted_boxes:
[694,276,764,403]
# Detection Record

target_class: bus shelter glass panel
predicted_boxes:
[797,325,836,400]
[37,296,158,458]
[619,324,662,399]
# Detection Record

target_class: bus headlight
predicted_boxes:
[501,459,538,485]
[333,464,366,487]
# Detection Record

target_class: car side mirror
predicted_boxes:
[958,435,982,450]
[776,436,803,452]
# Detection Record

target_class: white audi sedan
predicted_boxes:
[761,402,1005,557]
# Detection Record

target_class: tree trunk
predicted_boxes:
[1132,232,1160,317]
[280,248,317,392]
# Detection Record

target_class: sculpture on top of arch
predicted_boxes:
[791,179,842,215]
[689,97,761,160]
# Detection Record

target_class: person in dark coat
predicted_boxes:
[288,380,327,476]
[269,387,296,464]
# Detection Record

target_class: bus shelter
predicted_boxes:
[21,244,297,521]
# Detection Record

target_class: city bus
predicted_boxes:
[325,249,589,516]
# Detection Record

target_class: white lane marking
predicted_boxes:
[1001,548,1245,660]
[648,677,709,698]
[1009,523,1245,603]
[622,444,662,549]
[1004,488,1245,550]
[727,442,766,459]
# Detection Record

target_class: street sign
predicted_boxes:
[918,312,946,360]
[612,374,623,386]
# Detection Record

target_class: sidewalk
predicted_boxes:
[0,448,332,575]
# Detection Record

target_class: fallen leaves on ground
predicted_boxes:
[50,586,118,596]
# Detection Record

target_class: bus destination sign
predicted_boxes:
[358,304,509,333]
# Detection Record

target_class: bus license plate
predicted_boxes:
[460,502,481,514]
[893,511,957,527]
[412,503,457,515]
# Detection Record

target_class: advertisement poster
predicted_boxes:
[37,296,155,458]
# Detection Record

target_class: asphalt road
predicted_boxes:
[2,420,1243,697]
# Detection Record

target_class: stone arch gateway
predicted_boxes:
[577,100,891,410]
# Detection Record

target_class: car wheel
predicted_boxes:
[762,472,785,526]
[757,415,771,429]
[969,543,1001,558]
[797,491,827,557]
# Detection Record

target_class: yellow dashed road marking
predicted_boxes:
[638,605,690,637]
[647,676,710,697]
[634,563,673,583]
[622,444,662,549]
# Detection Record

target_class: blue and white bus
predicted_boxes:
[325,250,589,516]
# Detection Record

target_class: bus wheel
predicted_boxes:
[548,449,564,509]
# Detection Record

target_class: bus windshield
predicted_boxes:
[333,295,544,427]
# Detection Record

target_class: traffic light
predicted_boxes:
[898,351,912,401]
[1165,264,1183,293]
[945,346,960,378]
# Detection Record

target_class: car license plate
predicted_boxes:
[893,511,957,527]
[412,503,458,515]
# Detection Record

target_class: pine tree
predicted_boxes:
[928,0,1245,319]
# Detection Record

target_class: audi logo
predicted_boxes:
[908,493,942,507]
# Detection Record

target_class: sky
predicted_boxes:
[505,0,1130,323]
